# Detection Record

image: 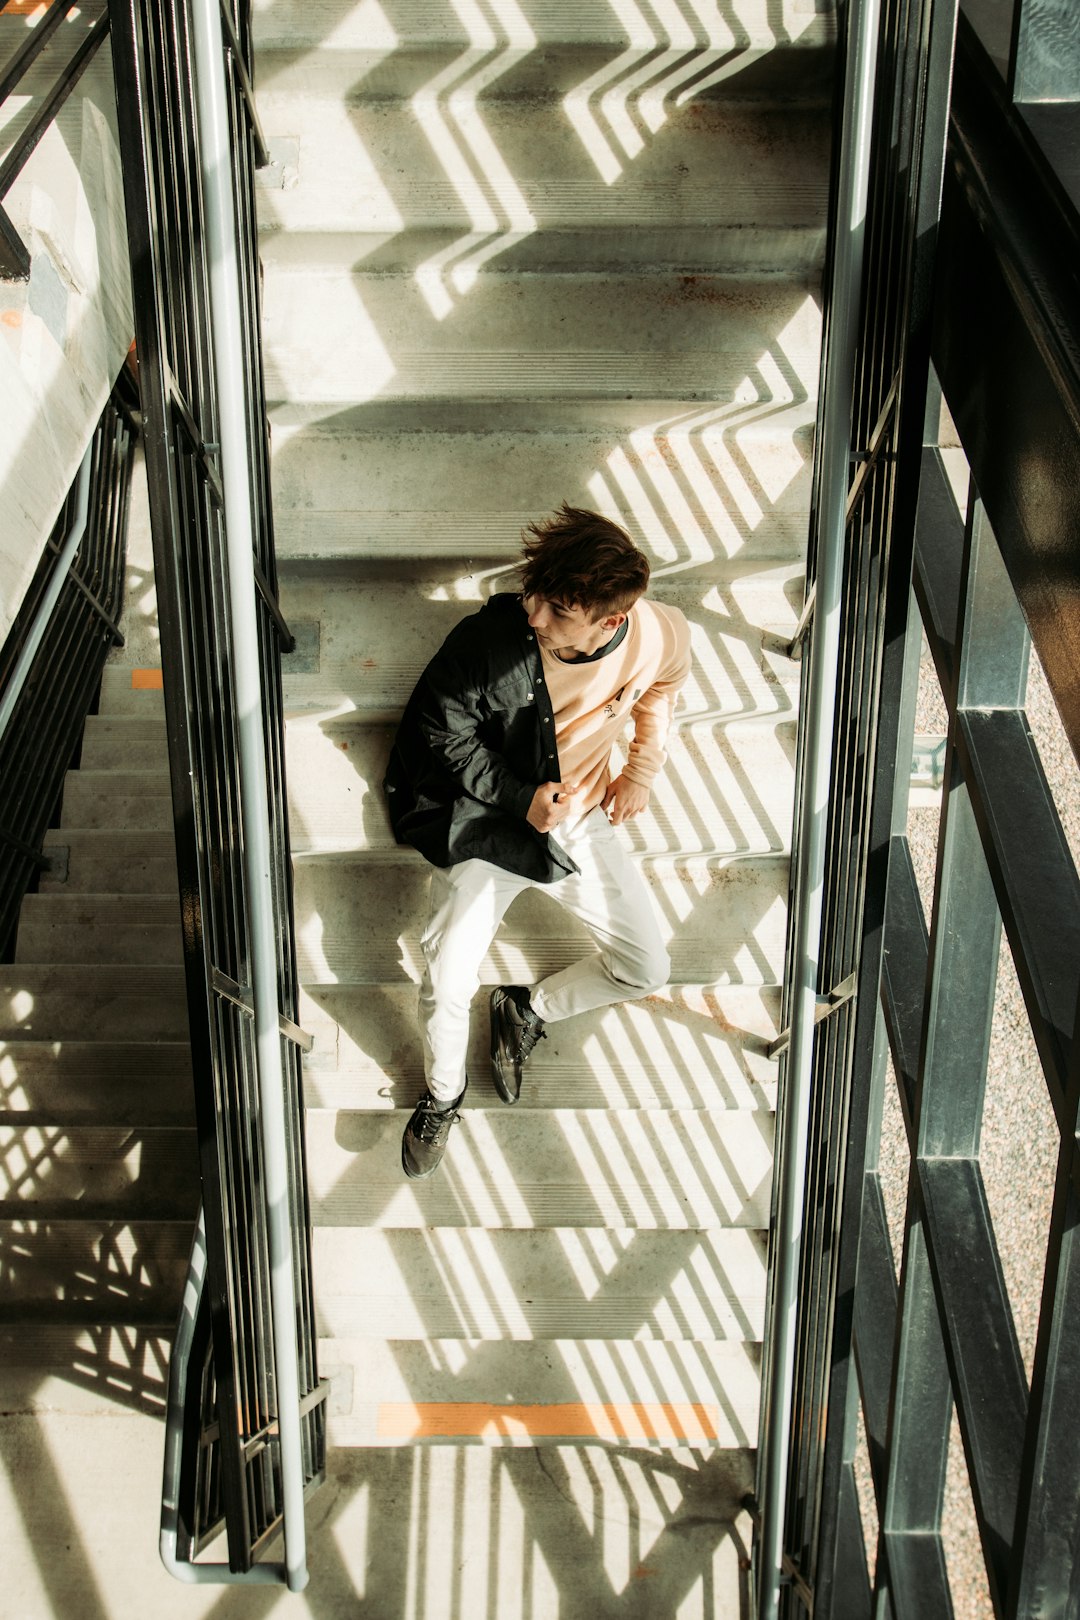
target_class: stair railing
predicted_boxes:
[0,380,137,959]
[755,0,963,1611]
[0,0,112,279]
[107,0,327,1585]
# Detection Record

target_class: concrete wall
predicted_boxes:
[0,40,132,644]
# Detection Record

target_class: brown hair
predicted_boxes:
[520,504,650,621]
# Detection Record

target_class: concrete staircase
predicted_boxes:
[258,0,827,1608]
[2,4,830,1612]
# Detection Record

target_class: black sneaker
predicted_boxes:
[401,1081,467,1179]
[490,985,546,1104]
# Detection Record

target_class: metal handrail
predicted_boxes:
[0,1,111,278]
[190,0,309,1587]
[754,1,881,1614]
[160,1210,288,1587]
[107,0,327,1579]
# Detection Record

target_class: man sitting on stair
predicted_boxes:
[384,505,693,1179]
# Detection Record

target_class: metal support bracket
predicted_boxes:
[784,580,816,660]
[768,972,859,1061]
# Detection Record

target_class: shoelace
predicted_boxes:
[415,1100,460,1142]
[518,1020,547,1061]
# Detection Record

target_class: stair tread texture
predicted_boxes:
[285,714,795,858]
[268,426,814,565]
[300,981,779,1111]
[293,853,788,987]
[255,94,828,264]
[319,1336,759,1447]
[252,0,834,52]
[261,269,822,413]
[307,1107,772,1228]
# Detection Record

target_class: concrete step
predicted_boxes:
[0,1416,752,1620]
[0,1042,193,1124]
[279,568,802,723]
[255,94,828,273]
[307,1106,771,1228]
[286,714,795,859]
[313,1225,766,1340]
[269,424,815,569]
[294,853,788,987]
[320,1337,758,1448]
[78,729,166,771]
[261,268,821,426]
[299,982,779,1112]
[40,829,179,894]
[0,966,188,1041]
[0,1323,172,1411]
[0,1125,197,1218]
[251,0,835,75]
[0,1218,191,1322]
[96,666,166,717]
[15,894,182,967]
[58,770,172,833]
[81,711,168,748]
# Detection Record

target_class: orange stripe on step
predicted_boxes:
[131,668,163,690]
[377,1401,720,1442]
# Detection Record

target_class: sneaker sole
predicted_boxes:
[489,989,520,1106]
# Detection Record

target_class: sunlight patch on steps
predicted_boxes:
[263,272,395,405]
[411,0,538,319]
[331,1478,371,1602]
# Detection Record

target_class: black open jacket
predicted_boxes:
[383,593,576,882]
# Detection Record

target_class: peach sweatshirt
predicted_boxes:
[541,598,693,814]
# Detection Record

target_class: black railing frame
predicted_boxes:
[107,0,326,1576]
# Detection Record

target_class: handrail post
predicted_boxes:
[188,0,309,1592]
[755,0,882,1615]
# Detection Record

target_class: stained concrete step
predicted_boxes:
[0,1125,197,1218]
[294,853,788,987]
[0,1219,191,1322]
[0,966,188,1041]
[261,269,822,425]
[286,714,795,859]
[255,95,828,273]
[39,828,178,894]
[58,770,172,833]
[96,665,166,717]
[299,982,779,1112]
[15,894,182,966]
[269,424,815,568]
[307,1106,771,1228]
[314,1225,766,1341]
[279,568,802,723]
[320,1337,759,1448]
[0,1042,193,1123]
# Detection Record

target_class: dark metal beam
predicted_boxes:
[918,1156,1027,1609]
[934,23,1080,769]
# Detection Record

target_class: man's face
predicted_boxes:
[523,594,622,657]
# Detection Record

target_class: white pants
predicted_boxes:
[419,807,671,1101]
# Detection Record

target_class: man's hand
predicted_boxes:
[526,781,578,834]
[601,774,650,826]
